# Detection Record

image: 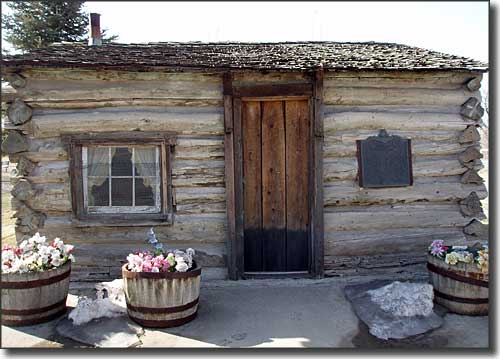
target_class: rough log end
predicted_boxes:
[460,97,484,121]
[4,73,27,89]
[461,169,484,184]
[7,99,33,125]
[458,126,481,144]
[1,130,29,154]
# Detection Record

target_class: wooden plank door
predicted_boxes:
[242,99,310,272]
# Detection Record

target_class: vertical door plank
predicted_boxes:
[261,101,287,271]
[285,100,310,271]
[242,101,263,272]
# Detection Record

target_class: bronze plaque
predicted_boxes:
[356,130,413,188]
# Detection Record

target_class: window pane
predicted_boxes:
[135,178,156,206]
[88,177,109,206]
[134,147,157,177]
[88,147,109,177]
[111,178,133,206]
[111,147,133,176]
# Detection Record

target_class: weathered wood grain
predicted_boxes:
[242,101,263,272]
[285,99,310,271]
[20,68,222,82]
[324,71,478,89]
[30,107,224,138]
[323,156,473,181]
[324,112,476,133]
[324,203,472,232]
[261,101,286,271]
[324,177,487,206]
[27,161,69,184]
[325,226,467,256]
[40,213,227,244]
[15,78,222,102]
[324,138,470,157]
[174,187,226,204]
[324,87,480,106]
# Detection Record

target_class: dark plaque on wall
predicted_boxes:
[356,129,413,188]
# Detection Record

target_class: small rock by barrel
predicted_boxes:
[427,254,488,316]
[122,263,201,328]
[1,261,71,326]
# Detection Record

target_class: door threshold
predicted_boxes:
[242,271,313,279]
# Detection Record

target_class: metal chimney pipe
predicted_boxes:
[89,13,102,46]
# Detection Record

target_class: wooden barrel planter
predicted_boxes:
[1,261,71,326]
[427,254,488,316]
[122,263,201,328]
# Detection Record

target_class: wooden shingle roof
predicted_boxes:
[1,41,488,72]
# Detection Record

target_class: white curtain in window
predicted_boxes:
[87,147,108,186]
[135,147,157,187]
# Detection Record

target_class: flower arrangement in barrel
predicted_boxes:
[428,240,488,274]
[125,228,196,273]
[2,233,74,273]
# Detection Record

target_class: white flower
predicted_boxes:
[445,252,459,265]
[186,248,195,257]
[175,261,189,272]
[51,255,61,267]
[151,267,159,273]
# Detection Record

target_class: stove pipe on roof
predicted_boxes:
[89,13,102,46]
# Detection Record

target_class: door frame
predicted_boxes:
[223,71,324,280]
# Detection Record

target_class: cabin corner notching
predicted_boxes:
[1,41,488,281]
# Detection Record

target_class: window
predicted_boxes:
[63,132,175,225]
[83,146,161,213]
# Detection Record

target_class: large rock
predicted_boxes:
[345,280,444,340]
[56,316,143,348]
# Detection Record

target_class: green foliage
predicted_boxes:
[2,1,118,52]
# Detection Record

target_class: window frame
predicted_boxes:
[63,132,175,226]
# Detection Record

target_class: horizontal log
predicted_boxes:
[172,160,225,176]
[40,213,226,244]
[30,106,224,138]
[324,112,476,133]
[175,202,226,214]
[323,156,471,181]
[324,105,463,115]
[232,72,309,85]
[27,161,69,184]
[324,87,480,106]
[325,226,467,256]
[72,242,226,268]
[324,177,487,206]
[174,187,226,205]
[172,175,225,188]
[324,72,478,89]
[324,252,429,277]
[15,77,222,102]
[20,68,222,82]
[26,183,72,212]
[25,98,224,109]
[324,129,462,143]
[324,139,470,157]
[175,138,225,160]
[324,203,471,232]
[324,70,482,80]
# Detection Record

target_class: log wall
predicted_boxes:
[2,69,228,281]
[2,68,487,281]
[322,70,487,277]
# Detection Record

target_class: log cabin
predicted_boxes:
[1,19,488,282]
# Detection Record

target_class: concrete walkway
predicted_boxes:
[1,277,489,349]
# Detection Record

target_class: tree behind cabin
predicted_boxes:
[2,1,117,52]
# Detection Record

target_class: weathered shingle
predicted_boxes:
[1,41,488,72]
